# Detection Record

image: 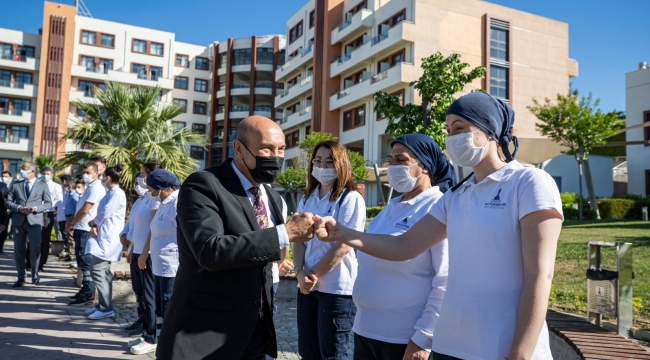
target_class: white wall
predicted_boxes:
[542,154,613,198]
[625,67,650,197]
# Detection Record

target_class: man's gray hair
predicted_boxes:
[23,162,37,173]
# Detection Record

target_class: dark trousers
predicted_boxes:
[297,290,356,360]
[429,352,462,360]
[73,229,94,296]
[40,212,55,268]
[155,275,175,319]
[131,253,157,344]
[354,334,408,360]
[0,216,8,252]
[239,317,269,360]
[58,221,71,253]
[13,221,42,280]
[272,282,279,318]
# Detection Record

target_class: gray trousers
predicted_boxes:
[13,221,42,280]
[91,255,113,312]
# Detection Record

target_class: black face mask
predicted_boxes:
[241,142,283,184]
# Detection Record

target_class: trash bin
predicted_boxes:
[586,241,633,337]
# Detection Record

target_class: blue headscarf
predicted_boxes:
[446,92,518,162]
[391,133,456,193]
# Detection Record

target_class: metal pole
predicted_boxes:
[578,159,584,220]
[374,164,386,205]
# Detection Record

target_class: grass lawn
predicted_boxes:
[552,220,650,322]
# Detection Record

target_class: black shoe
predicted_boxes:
[69,291,82,300]
[0,249,4,254]
[69,294,94,307]
[127,327,143,336]
[125,318,143,331]
[12,279,25,288]
[32,276,39,285]
[38,267,44,272]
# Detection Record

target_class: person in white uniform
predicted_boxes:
[293,140,366,360]
[85,164,127,320]
[132,169,178,355]
[313,92,564,360]
[37,166,63,271]
[354,133,455,360]
[121,162,161,348]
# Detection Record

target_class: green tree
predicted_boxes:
[528,89,623,219]
[61,81,206,190]
[374,52,486,149]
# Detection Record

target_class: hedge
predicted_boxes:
[563,207,598,220]
[597,199,637,220]
[366,207,383,219]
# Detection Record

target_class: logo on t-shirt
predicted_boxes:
[395,216,410,230]
[485,188,506,209]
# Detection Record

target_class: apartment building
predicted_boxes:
[276,0,578,205]
[0,28,41,175]
[625,62,650,197]
[210,35,286,165]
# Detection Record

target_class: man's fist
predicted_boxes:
[286,212,315,243]
[313,216,341,242]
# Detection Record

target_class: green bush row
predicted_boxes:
[366,207,383,219]
[563,207,598,220]
[598,198,650,220]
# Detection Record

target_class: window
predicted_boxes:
[343,105,365,131]
[379,9,406,33]
[98,58,113,72]
[377,90,404,120]
[488,18,510,100]
[194,79,208,92]
[218,52,227,68]
[196,57,209,70]
[8,159,20,177]
[172,121,186,131]
[233,49,252,66]
[132,63,146,78]
[193,101,207,115]
[81,31,96,45]
[350,0,368,14]
[346,34,367,52]
[10,126,28,141]
[15,72,32,86]
[150,42,164,56]
[490,65,508,99]
[644,111,650,145]
[174,76,188,90]
[306,125,311,135]
[174,99,187,113]
[13,99,30,115]
[133,40,147,53]
[257,48,274,65]
[278,49,286,66]
[190,146,205,160]
[100,34,114,47]
[81,55,95,70]
[377,48,405,72]
[0,44,12,60]
[79,80,98,97]
[176,54,189,67]
[343,69,366,89]
[192,123,206,134]
[289,21,304,43]
[285,130,300,148]
[309,10,315,28]
[17,46,34,58]
[149,66,162,81]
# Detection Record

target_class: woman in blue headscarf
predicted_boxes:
[313,92,564,360]
[352,134,453,360]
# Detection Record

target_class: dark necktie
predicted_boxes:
[25,181,31,199]
[249,186,269,318]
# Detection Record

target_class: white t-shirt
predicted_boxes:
[86,186,127,262]
[73,179,106,232]
[150,190,179,277]
[297,186,366,295]
[428,160,563,360]
[353,186,448,351]
[121,193,161,254]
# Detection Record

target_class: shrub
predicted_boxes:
[560,192,577,208]
[597,198,637,219]
[366,207,383,219]
[562,207,597,220]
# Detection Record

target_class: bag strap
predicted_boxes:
[336,188,350,211]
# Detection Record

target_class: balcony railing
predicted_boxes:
[0,80,28,89]
[371,70,389,84]
[255,82,274,88]
[338,20,353,32]
[299,105,311,116]
[231,105,249,112]
[300,76,312,87]
[301,46,313,57]
[0,135,24,144]
[0,108,27,116]
[337,54,352,64]
[371,33,389,46]
[232,82,250,89]
[233,59,252,66]
[0,54,29,62]
[254,105,272,112]
[84,65,110,74]
[257,59,273,65]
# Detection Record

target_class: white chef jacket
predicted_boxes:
[45,180,63,213]
[86,185,127,262]
[353,186,448,351]
[121,192,161,254]
[297,186,366,295]
[73,179,106,232]
[150,190,179,277]
[428,160,563,360]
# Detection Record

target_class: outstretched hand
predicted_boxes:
[286,212,315,242]
[312,215,341,242]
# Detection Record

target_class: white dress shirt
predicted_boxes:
[57,189,69,222]
[45,180,63,213]
[86,185,127,262]
[150,190,180,277]
[73,179,107,231]
[24,177,36,195]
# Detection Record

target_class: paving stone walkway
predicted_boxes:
[0,239,150,360]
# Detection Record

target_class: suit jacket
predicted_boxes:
[157,159,284,360]
[0,182,8,224]
[6,179,52,227]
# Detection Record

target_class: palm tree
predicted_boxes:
[22,154,64,173]
[61,81,206,189]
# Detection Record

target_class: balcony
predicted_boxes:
[230,105,249,119]
[330,20,415,78]
[215,106,225,120]
[82,67,174,90]
[0,109,35,125]
[231,82,250,96]
[331,9,374,45]
[0,137,33,153]
[69,88,102,105]
[256,60,274,72]
[278,105,311,130]
[329,62,416,111]
[254,82,274,96]
[217,65,227,76]
[232,61,251,73]
[71,64,111,82]
[0,80,38,98]
[275,75,312,108]
[253,105,272,117]
[0,55,39,71]
[275,46,314,82]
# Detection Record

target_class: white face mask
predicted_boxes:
[387,162,423,193]
[20,170,30,179]
[135,185,147,197]
[75,188,84,195]
[2,177,10,184]
[136,176,147,189]
[82,174,94,184]
[446,130,488,168]
[311,166,338,186]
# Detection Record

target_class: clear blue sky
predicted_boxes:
[4,0,649,112]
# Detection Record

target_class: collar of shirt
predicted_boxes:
[393,186,440,206]
[459,160,522,194]
[87,179,101,189]
[310,185,333,201]
[231,161,255,192]
[161,190,179,205]
[25,177,36,186]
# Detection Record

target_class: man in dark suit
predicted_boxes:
[157,116,315,360]
[0,177,9,254]
[6,162,52,287]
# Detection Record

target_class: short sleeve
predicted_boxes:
[517,169,564,221]
[428,191,452,225]
[336,191,366,231]
[85,186,105,205]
